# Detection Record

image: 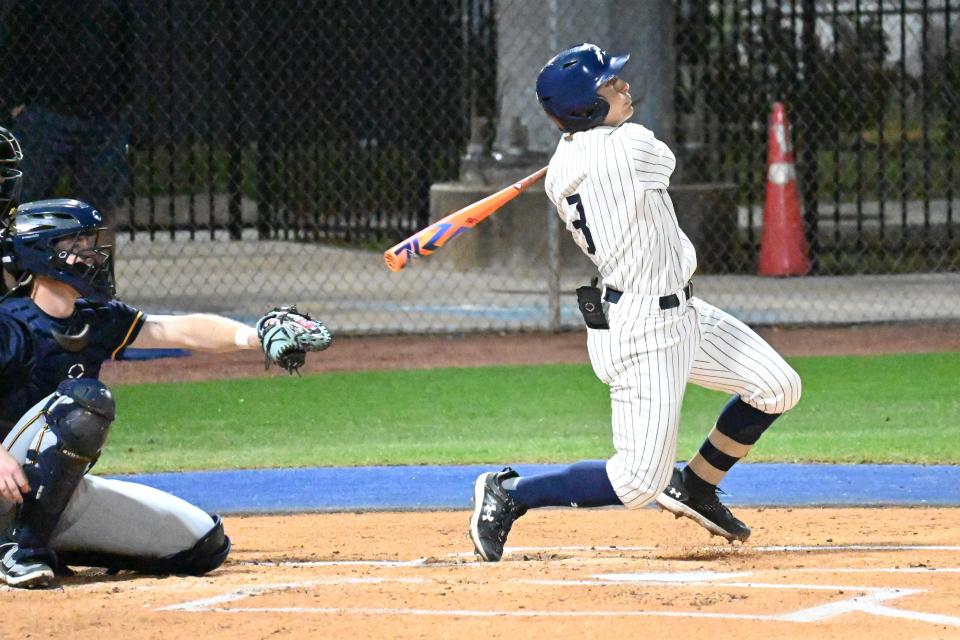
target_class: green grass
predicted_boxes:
[96,352,960,474]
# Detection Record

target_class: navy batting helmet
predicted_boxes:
[0,199,116,301]
[0,126,23,222]
[535,43,630,133]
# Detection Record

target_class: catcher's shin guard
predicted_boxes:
[57,515,231,576]
[12,379,114,551]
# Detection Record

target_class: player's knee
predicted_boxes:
[56,515,231,576]
[160,515,231,576]
[46,379,115,458]
[780,365,802,412]
[755,364,802,415]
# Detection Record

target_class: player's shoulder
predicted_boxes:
[565,123,659,155]
[0,303,21,327]
[0,299,34,344]
[546,141,569,174]
[610,123,676,175]
[546,138,591,199]
[75,297,142,322]
[0,298,41,327]
[609,122,660,144]
[550,127,611,166]
[76,297,140,312]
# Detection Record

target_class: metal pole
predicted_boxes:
[545,0,561,331]
[546,199,561,330]
[800,0,820,270]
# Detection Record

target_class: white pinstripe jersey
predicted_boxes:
[545,123,697,296]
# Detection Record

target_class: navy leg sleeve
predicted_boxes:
[507,460,621,510]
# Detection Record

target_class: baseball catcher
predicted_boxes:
[0,127,333,588]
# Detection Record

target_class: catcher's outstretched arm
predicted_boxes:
[131,314,260,352]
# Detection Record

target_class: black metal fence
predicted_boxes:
[674,0,960,273]
[1,0,958,333]
[3,0,957,269]
[0,0,497,243]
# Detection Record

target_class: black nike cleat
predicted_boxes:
[469,468,527,562]
[655,468,751,542]
[0,543,57,589]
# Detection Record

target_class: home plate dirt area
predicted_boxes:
[5,508,960,639]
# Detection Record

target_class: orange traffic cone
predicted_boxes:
[758,102,810,276]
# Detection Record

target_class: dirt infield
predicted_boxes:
[61,325,956,638]
[102,322,960,385]
[5,508,960,639]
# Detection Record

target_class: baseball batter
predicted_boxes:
[470,44,801,561]
[0,127,332,588]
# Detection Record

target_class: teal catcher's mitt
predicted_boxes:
[256,306,333,374]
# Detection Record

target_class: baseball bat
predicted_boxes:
[384,166,548,272]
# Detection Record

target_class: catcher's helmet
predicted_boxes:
[0,126,23,222]
[0,199,116,301]
[535,43,630,133]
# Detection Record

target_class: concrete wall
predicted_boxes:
[428,181,739,275]
[494,0,676,154]
[428,181,594,274]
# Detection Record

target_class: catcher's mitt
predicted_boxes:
[256,305,333,374]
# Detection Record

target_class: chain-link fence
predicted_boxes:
[1,0,957,332]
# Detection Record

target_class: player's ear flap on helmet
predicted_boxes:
[544,112,566,131]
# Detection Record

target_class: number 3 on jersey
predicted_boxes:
[565,194,596,254]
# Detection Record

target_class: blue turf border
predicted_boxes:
[108,463,960,514]
[120,348,191,361]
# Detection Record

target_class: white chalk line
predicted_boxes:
[168,544,960,626]
[160,570,960,626]
[186,606,786,620]
[180,606,794,620]
[524,576,917,595]
[163,585,960,627]
[238,558,437,568]
[158,577,428,612]
[593,571,748,583]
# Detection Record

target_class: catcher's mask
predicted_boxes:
[0,199,116,301]
[0,126,23,223]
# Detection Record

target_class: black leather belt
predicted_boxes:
[604,282,693,310]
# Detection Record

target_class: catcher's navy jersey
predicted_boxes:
[0,297,144,436]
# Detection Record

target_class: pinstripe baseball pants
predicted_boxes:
[588,292,801,509]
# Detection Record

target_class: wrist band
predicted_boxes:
[235,326,257,348]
